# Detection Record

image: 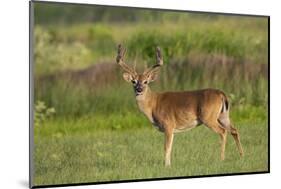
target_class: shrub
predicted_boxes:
[34,101,56,126]
[34,27,93,75]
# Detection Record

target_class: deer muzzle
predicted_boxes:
[134,83,144,95]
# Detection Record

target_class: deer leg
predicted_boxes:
[220,129,227,160]
[230,125,244,157]
[164,130,174,166]
[205,121,227,160]
[218,112,244,158]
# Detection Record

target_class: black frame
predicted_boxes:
[29,0,270,188]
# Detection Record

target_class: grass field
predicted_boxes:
[32,2,268,187]
[34,114,268,186]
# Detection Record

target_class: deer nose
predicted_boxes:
[136,87,142,93]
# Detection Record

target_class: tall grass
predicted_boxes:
[34,16,268,75]
[35,55,267,120]
[34,18,268,116]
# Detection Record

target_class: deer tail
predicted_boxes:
[220,92,229,113]
[218,93,231,131]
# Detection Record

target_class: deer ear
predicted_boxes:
[147,72,158,83]
[123,73,133,82]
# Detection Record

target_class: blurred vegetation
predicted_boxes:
[33,2,268,186]
[34,2,233,25]
[34,15,268,116]
[34,100,55,127]
[33,1,268,134]
[34,2,268,75]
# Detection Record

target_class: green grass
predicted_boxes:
[34,113,268,186]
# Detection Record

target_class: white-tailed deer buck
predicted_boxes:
[116,44,244,166]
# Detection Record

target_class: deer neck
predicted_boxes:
[135,87,156,122]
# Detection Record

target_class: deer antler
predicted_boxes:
[116,44,137,75]
[144,46,163,75]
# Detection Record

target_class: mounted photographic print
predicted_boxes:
[29,1,269,188]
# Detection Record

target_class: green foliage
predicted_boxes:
[34,16,268,75]
[127,27,267,64]
[34,2,169,25]
[87,24,116,55]
[34,101,56,126]
[34,27,93,75]
[35,60,268,118]
[127,30,191,63]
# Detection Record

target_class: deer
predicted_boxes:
[116,44,244,166]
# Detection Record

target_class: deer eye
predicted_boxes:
[132,80,137,84]
[143,80,148,84]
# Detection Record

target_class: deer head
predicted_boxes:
[116,44,163,96]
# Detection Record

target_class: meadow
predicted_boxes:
[33,3,268,187]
